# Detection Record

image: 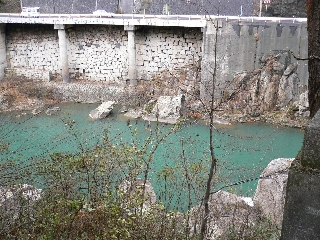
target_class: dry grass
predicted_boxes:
[0,77,59,111]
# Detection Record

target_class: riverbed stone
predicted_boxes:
[124,107,143,119]
[142,95,186,124]
[89,101,115,119]
[45,106,61,115]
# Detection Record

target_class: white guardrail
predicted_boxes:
[0,13,307,25]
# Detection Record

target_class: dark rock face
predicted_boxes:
[13,0,256,15]
[253,0,306,18]
[2,0,306,17]
[281,166,320,239]
[0,0,21,13]
[146,0,255,16]
[281,110,320,239]
[299,110,320,169]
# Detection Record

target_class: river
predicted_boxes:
[0,103,304,210]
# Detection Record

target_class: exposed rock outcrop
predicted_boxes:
[253,158,294,228]
[224,54,306,121]
[89,101,115,119]
[142,95,186,124]
[297,91,310,117]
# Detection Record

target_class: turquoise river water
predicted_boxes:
[0,103,304,210]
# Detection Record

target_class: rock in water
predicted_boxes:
[45,106,60,115]
[89,101,115,119]
[142,95,185,124]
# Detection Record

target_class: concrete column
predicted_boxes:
[200,21,217,100]
[54,24,70,83]
[125,25,137,86]
[0,24,7,81]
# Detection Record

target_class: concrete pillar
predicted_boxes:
[125,25,138,86]
[281,109,320,239]
[0,24,7,81]
[54,24,70,83]
[200,21,217,101]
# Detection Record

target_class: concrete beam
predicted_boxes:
[125,25,137,86]
[0,24,7,81]
[55,24,70,83]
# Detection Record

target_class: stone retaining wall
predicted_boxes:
[5,24,202,83]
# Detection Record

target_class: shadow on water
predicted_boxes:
[0,103,304,211]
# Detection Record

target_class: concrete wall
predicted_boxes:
[0,24,7,81]
[201,20,308,98]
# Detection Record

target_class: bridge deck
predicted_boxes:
[0,14,307,28]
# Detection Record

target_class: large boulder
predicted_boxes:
[189,191,257,239]
[89,101,115,119]
[253,158,294,227]
[142,95,186,124]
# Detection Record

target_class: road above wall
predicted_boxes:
[0,14,306,28]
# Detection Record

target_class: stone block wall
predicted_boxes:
[135,26,202,80]
[5,24,202,83]
[201,20,308,99]
[6,24,60,73]
[67,25,128,82]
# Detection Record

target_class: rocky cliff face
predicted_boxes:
[219,54,308,121]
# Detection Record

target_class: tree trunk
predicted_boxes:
[307,0,320,118]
